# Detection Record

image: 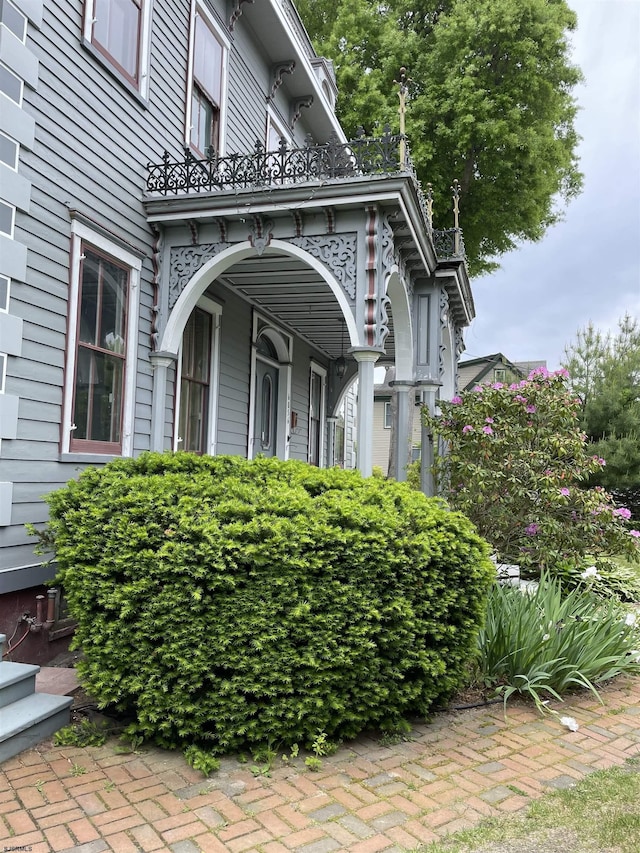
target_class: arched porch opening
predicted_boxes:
[151,240,364,469]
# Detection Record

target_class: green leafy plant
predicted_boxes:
[183,745,221,777]
[304,756,323,772]
[69,763,87,777]
[477,574,640,714]
[553,557,640,603]
[425,368,640,574]
[37,453,494,755]
[54,718,108,748]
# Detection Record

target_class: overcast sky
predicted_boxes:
[462,0,640,371]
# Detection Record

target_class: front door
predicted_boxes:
[254,358,278,457]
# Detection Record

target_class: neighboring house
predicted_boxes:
[458,354,547,391]
[0,0,473,662]
[373,368,421,476]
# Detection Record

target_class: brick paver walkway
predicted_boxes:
[2,677,639,853]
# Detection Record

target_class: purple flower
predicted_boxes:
[491,382,504,390]
[613,507,632,520]
[629,530,640,538]
[482,425,494,435]
[525,405,536,414]
[528,367,549,380]
[450,396,463,405]
[462,425,474,434]
[525,523,539,536]
[514,395,527,403]
[559,488,570,497]
[485,417,494,423]
[473,385,484,392]
[593,455,606,466]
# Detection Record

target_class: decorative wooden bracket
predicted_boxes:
[267,61,296,102]
[290,96,313,129]
[229,0,254,32]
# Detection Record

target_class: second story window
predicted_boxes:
[188,6,227,156]
[83,0,152,97]
[92,0,141,84]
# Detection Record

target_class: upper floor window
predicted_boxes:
[266,111,291,152]
[0,62,22,104]
[188,5,227,156]
[0,132,18,170]
[62,220,141,456]
[83,0,152,97]
[0,201,15,237]
[383,401,392,429]
[494,367,506,382]
[0,0,27,42]
[0,275,9,312]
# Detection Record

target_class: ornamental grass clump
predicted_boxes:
[424,367,640,575]
[36,453,494,754]
[477,574,640,713]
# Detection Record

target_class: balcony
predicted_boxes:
[145,128,465,263]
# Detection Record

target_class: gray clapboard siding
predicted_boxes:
[7,503,50,526]
[4,367,62,398]
[0,545,48,573]
[0,460,80,483]
[17,399,60,425]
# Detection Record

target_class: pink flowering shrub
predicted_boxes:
[424,368,640,573]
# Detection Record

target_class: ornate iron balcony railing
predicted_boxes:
[145,127,466,262]
[146,128,405,195]
[433,228,466,260]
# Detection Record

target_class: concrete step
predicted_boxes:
[0,692,73,764]
[0,661,40,709]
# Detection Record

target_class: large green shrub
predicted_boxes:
[39,453,493,753]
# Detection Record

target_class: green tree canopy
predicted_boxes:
[297,0,583,276]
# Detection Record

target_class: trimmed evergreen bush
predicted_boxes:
[39,453,493,753]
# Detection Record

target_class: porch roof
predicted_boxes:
[144,134,475,329]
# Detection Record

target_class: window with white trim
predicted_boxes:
[175,298,222,455]
[0,201,14,237]
[83,0,152,96]
[266,110,291,152]
[0,352,6,393]
[494,367,506,382]
[0,275,9,312]
[187,4,228,156]
[0,62,22,104]
[0,0,27,42]
[309,363,327,467]
[0,132,18,170]
[62,221,141,455]
[383,400,392,429]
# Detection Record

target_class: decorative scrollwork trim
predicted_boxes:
[289,233,357,300]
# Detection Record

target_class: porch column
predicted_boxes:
[150,351,177,452]
[417,380,439,496]
[389,380,415,482]
[351,347,384,477]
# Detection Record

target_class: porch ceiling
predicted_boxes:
[218,252,396,364]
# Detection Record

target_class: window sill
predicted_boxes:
[59,452,119,464]
[81,38,149,109]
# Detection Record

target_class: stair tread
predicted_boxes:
[0,662,40,689]
[0,692,73,741]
